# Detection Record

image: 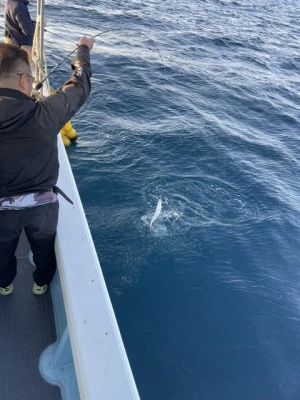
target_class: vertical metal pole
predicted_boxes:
[34,0,45,92]
[34,0,39,80]
[39,0,45,76]
[38,0,45,93]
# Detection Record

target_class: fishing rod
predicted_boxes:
[34,30,110,90]
[34,46,77,90]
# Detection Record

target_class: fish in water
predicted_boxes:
[150,199,162,230]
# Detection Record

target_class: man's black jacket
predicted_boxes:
[0,45,92,197]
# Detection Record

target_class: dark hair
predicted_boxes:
[0,43,29,79]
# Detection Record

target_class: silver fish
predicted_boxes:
[150,199,162,230]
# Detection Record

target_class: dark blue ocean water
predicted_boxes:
[4,0,300,398]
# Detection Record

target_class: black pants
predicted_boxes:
[0,202,59,287]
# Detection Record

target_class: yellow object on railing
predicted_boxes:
[60,120,78,147]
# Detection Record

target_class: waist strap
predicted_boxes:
[53,186,74,205]
[0,187,74,211]
[0,190,57,210]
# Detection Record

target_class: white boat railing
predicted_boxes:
[53,137,140,400]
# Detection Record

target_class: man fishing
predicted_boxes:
[0,35,94,295]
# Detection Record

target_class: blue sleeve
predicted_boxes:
[15,2,34,39]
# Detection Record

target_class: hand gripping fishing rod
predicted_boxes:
[34,30,110,91]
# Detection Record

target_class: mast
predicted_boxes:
[33,0,45,93]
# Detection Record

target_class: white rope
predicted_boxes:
[32,15,41,75]
[31,14,50,96]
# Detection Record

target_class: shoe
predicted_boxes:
[0,284,14,296]
[33,282,48,295]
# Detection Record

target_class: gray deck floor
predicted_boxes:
[0,231,62,400]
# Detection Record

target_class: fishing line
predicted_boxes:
[44,28,97,54]
[44,28,78,46]
[35,28,166,90]
[137,32,166,73]
[92,27,166,71]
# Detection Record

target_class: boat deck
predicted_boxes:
[0,231,61,400]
